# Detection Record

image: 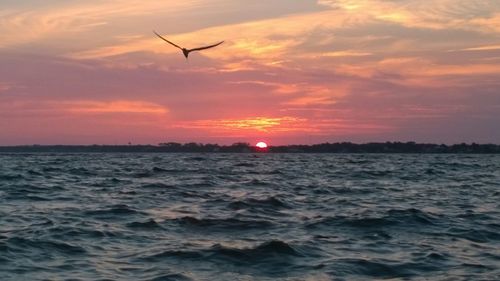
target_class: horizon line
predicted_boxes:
[1,141,500,147]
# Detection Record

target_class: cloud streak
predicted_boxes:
[65,100,169,115]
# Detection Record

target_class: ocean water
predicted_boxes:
[0,153,499,281]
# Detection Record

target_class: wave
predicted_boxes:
[333,258,442,278]
[243,179,273,186]
[151,167,200,174]
[348,170,394,179]
[84,204,144,218]
[5,194,51,201]
[228,196,289,210]
[184,156,207,161]
[141,249,204,262]
[1,153,499,280]
[27,170,43,176]
[142,240,302,264]
[307,208,439,229]
[6,237,86,255]
[2,184,60,201]
[47,226,118,239]
[42,166,63,173]
[127,219,163,230]
[207,240,302,262]
[234,162,256,167]
[141,183,177,189]
[148,273,194,281]
[447,227,500,243]
[133,171,154,178]
[152,166,170,173]
[173,216,274,231]
[0,174,24,181]
[68,167,96,176]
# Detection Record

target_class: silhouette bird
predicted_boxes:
[153,31,224,59]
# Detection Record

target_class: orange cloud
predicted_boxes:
[422,64,500,76]
[175,116,391,137]
[176,117,306,133]
[319,51,373,58]
[470,12,500,32]
[319,0,500,31]
[67,7,354,62]
[285,85,348,106]
[0,1,206,47]
[65,100,168,114]
[460,45,500,51]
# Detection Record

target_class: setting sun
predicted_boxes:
[256,142,268,148]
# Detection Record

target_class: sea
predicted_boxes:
[0,153,499,281]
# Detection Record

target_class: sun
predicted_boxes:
[256,142,268,148]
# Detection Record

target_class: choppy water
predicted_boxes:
[1,153,499,281]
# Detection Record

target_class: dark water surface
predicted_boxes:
[1,153,499,280]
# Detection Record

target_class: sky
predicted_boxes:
[1,0,500,145]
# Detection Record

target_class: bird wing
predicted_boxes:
[188,41,224,52]
[153,31,183,50]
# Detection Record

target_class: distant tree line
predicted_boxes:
[269,142,500,153]
[0,142,499,153]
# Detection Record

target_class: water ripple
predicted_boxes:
[0,153,499,280]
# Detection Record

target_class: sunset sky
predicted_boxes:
[1,0,500,145]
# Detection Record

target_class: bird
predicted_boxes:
[153,31,224,59]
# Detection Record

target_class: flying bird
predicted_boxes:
[153,31,224,59]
